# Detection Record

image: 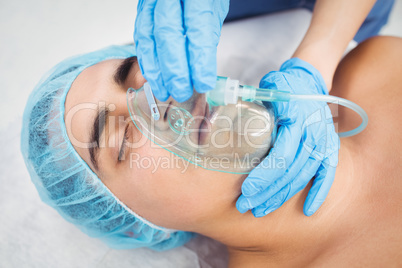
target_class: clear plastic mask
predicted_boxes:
[127,82,277,174]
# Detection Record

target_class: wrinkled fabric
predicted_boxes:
[226,0,395,43]
[20,44,194,251]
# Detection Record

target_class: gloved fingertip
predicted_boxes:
[264,206,277,216]
[254,203,279,217]
[251,209,263,218]
[252,207,273,218]
[147,80,169,102]
[303,206,317,217]
[236,205,249,214]
[168,82,193,103]
[193,78,216,94]
[241,182,260,197]
[172,91,193,103]
[153,88,170,102]
[236,196,251,213]
[137,58,145,75]
[303,199,320,216]
[304,210,314,217]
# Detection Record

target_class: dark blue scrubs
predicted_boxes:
[225,0,395,43]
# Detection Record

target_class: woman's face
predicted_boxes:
[64,58,245,231]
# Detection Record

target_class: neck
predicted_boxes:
[194,140,360,267]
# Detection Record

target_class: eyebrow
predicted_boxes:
[114,56,138,86]
[88,56,137,170]
[89,107,109,170]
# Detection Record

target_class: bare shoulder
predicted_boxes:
[329,36,402,266]
[331,36,402,162]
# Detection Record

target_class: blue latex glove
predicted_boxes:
[236,58,340,217]
[134,0,229,102]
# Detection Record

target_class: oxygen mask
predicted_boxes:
[127,82,277,174]
[127,75,369,174]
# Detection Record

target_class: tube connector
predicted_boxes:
[206,76,240,105]
[206,76,291,106]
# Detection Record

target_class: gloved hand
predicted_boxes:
[236,58,340,217]
[134,0,229,102]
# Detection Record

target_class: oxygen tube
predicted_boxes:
[206,76,368,138]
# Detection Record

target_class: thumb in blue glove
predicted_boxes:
[134,0,229,102]
[236,58,340,217]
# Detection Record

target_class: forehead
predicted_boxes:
[63,58,146,168]
[65,60,119,136]
[63,60,123,165]
[66,59,122,109]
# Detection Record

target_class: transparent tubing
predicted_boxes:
[288,94,368,138]
[238,83,368,138]
[184,76,368,138]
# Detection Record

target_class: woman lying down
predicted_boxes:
[21,36,401,267]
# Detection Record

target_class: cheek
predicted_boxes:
[116,139,243,231]
[135,164,240,231]
[119,141,206,229]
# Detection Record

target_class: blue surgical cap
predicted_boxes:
[20,44,194,251]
